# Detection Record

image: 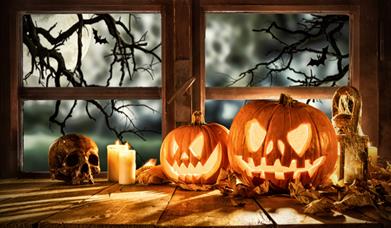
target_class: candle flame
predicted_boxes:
[125,142,132,149]
[115,140,121,145]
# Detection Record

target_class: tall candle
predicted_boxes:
[119,149,136,185]
[107,143,127,182]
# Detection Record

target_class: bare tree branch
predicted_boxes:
[228,14,349,87]
[23,14,162,143]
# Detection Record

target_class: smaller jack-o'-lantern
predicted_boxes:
[160,111,229,184]
[228,94,338,190]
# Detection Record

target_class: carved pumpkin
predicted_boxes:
[228,94,338,190]
[160,111,229,184]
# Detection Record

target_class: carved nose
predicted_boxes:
[180,153,189,161]
[81,163,89,174]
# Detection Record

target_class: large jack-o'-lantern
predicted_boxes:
[160,111,229,184]
[228,94,338,190]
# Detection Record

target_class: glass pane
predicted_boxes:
[205,99,332,129]
[205,100,245,129]
[205,13,349,87]
[23,100,162,172]
[23,13,161,87]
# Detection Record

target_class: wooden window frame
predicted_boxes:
[9,0,175,176]
[2,0,379,177]
[192,0,378,156]
[195,3,360,108]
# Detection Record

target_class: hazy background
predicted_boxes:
[204,13,348,128]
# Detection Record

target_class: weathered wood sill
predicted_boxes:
[0,179,388,227]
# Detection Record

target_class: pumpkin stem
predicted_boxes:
[191,111,206,125]
[279,93,297,106]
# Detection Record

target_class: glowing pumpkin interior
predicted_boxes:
[161,112,229,184]
[235,121,325,180]
[228,94,338,190]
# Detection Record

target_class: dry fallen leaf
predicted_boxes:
[304,197,334,214]
[176,183,214,191]
[334,191,374,211]
[136,164,169,185]
[289,180,320,205]
[215,169,269,197]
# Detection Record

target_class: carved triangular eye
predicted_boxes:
[287,123,312,157]
[245,118,266,153]
[278,140,285,155]
[172,138,179,157]
[189,133,204,159]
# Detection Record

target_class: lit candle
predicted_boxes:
[107,140,127,182]
[368,145,378,165]
[119,144,136,185]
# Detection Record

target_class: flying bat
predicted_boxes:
[307,46,328,67]
[92,28,108,45]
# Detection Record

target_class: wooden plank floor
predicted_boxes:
[0,179,387,227]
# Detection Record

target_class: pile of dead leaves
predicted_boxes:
[135,158,391,220]
[135,159,169,185]
[215,169,269,197]
[288,158,391,220]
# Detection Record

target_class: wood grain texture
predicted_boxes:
[157,188,273,227]
[40,184,176,227]
[0,179,387,227]
[206,87,338,100]
[161,0,176,136]
[0,179,112,227]
[0,179,54,202]
[191,0,205,114]
[20,88,161,100]
[378,0,391,160]
[174,0,193,124]
[0,0,15,178]
[256,195,381,227]
[202,4,359,12]
[358,0,379,147]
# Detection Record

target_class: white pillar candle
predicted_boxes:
[119,149,136,185]
[368,146,378,165]
[107,143,127,182]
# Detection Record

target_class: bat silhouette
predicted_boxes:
[92,28,108,44]
[307,46,328,66]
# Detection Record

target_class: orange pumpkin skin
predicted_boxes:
[160,112,229,185]
[228,94,338,190]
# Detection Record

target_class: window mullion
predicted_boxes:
[20,87,161,100]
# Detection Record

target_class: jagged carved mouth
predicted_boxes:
[234,155,326,180]
[162,144,222,182]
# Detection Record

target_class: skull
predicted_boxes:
[48,134,100,184]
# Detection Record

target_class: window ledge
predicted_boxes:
[0,179,386,227]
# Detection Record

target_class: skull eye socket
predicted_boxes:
[287,123,312,157]
[65,153,80,167]
[88,154,99,166]
[245,119,266,153]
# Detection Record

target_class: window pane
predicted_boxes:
[205,13,349,87]
[23,100,162,172]
[205,99,332,129]
[23,13,161,87]
[205,100,245,129]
